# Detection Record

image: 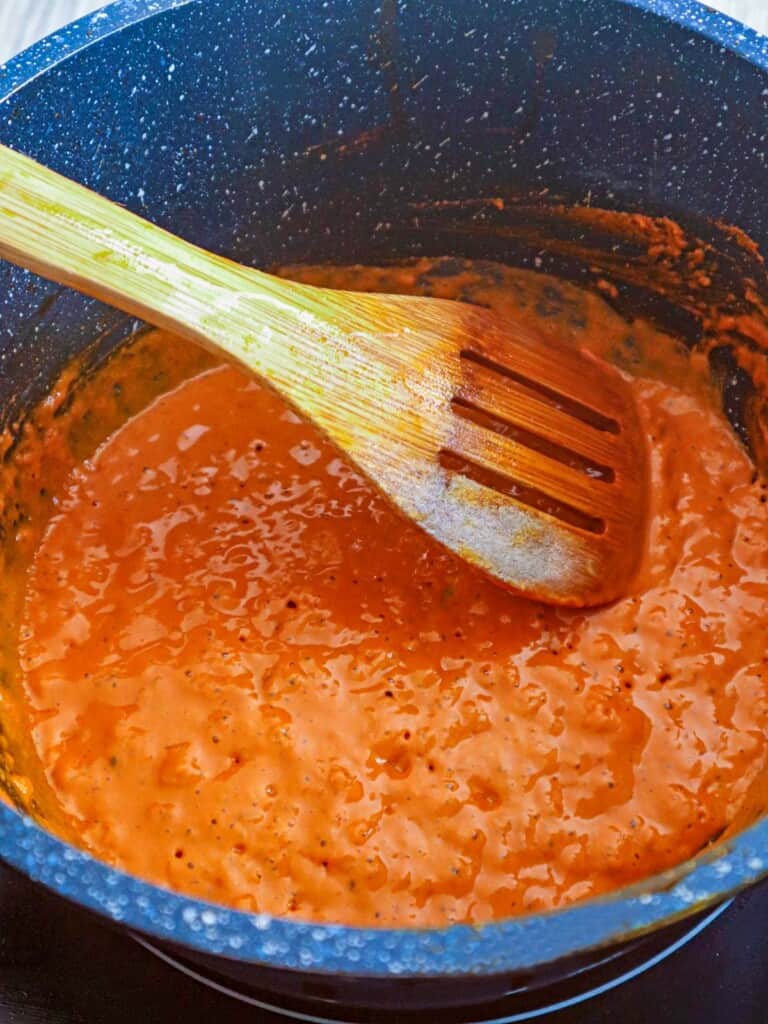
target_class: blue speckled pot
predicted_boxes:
[1,0,768,1017]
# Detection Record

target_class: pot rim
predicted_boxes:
[0,0,767,979]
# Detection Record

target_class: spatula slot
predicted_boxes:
[459,349,621,435]
[438,449,607,535]
[450,397,615,482]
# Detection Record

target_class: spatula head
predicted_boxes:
[293,290,649,607]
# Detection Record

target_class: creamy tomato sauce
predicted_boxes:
[13,260,768,926]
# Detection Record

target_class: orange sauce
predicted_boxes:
[10,260,768,926]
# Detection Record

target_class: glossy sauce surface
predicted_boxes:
[15,261,768,926]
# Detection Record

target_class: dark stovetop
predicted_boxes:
[1,864,767,1024]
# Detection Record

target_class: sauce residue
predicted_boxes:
[7,259,768,926]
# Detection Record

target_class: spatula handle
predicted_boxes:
[0,143,304,356]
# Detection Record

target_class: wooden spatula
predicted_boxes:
[0,144,647,606]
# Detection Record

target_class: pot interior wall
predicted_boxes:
[1,0,767,422]
[0,0,767,941]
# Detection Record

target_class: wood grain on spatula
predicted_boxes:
[0,143,648,605]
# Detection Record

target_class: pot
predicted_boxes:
[1,0,768,1019]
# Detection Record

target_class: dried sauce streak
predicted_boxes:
[14,260,768,927]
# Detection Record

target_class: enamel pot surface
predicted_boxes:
[0,0,767,1015]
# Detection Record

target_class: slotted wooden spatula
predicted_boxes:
[0,144,647,606]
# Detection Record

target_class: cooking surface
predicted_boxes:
[0,862,764,1023]
[1,0,767,65]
